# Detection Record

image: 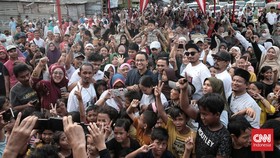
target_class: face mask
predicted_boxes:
[262,33,268,38]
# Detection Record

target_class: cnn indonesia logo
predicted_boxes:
[251,129,274,151]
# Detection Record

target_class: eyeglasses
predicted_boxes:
[136,59,146,62]
[185,51,197,56]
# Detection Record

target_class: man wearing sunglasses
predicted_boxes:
[180,43,211,100]
[212,51,232,99]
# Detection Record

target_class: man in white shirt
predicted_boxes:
[68,53,104,91]
[266,6,278,34]
[32,30,45,48]
[181,43,211,100]
[67,63,97,112]
[212,51,232,99]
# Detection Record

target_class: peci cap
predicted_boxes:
[212,51,231,61]
[150,41,161,49]
[6,45,17,51]
[234,68,250,83]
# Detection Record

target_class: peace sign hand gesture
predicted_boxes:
[154,81,164,98]
[50,103,57,116]
[74,85,83,101]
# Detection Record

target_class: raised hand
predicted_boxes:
[39,57,48,66]
[117,55,125,65]
[50,103,57,116]
[3,113,38,158]
[130,99,140,108]
[74,85,83,101]
[139,143,155,153]
[87,122,106,151]
[154,81,164,97]
[63,116,86,148]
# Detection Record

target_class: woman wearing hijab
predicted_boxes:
[31,57,69,110]
[95,73,126,112]
[258,46,280,79]
[47,42,61,66]
[103,64,116,87]
[0,46,8,64]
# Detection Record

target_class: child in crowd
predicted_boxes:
[126,101,157,146]
[86,105,99,123]
[180,78,232,157]
[96,105,118,142]
[125,127,175,158]
[228,115,260,158]
[106,118,140,158]
[155,82,195,158]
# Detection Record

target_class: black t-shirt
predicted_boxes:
[0,63,5,96]
[264,146,280,158]
[135,149,175,158]
[231,146,261,158]
[195,114,232,158]
[106,137,140,158]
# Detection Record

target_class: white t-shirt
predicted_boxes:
[67,82,97,112]
[215,70,232,99]
[140,93,168,109]
[98,90,126,112]
[181,62,211,100]
[266,12,277,25]
[68,69,104,86]
[32,38,45,48]
[230,92,261,129]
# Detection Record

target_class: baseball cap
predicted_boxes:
[85,43,94,49]
[194,38,204,44]
[212,51,231,61]
[150,41,161,49]
[185,43,200,52]
[74,53,85,59]
[6,45,17,51]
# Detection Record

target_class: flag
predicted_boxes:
[195,0,206,14]
[140,0,149,13]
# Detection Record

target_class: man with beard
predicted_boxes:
[212,51,232,99]
[67,63,97,112]
[10,63,38,111]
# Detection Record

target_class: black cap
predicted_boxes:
[234,68,250,83]
[212,51,231,61]
[185,43,200,52]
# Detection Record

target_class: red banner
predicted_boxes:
[140,0,149,13]
[195,0,206,14]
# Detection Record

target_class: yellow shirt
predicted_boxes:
[166,117,196,158]
[249,72,257,82]
[257,100,276,126]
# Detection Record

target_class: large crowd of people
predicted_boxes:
[0,1,280,158]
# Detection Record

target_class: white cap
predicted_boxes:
[178,37,187,42]
[194,38,204,44]
[6,45,17,51]
[150,41,161,49]
[85,43,94,48]
[84,18,88,21]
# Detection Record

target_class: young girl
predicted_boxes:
[258,66,277,97]
[248,82,276,126]
[106,118,140,158]
[53,131,72,158]
[138,75,167,112]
